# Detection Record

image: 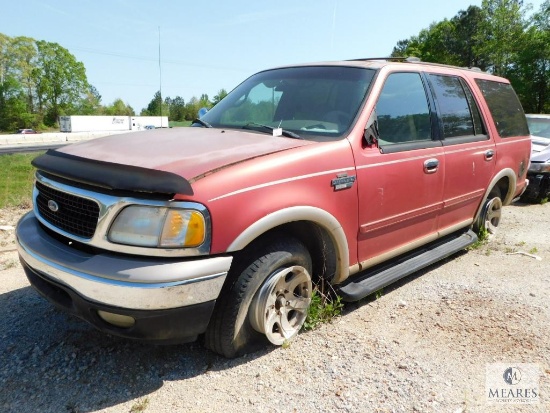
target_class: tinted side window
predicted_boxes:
[376,73,432,145]
[461,78,486,136]
[429,74,485,138]
[474,79,529,138]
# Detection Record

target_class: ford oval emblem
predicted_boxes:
[47,200,59,212]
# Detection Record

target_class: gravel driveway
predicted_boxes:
[1,203,549,413]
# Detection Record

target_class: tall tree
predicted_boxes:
[10,36,37,113]
[212,89,228,106]
[0,34,27,130]
[451,6,487,69]
[78,84,103,115]
[104,98,134,116]
[390,1,549,113]
[475,0,527,76]
[508,0,550,112]
[34,40,89,125]
[169,96,186,121]
[141,90,169,116]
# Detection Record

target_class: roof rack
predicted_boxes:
[347,56,485,72]
[347,56,421,62]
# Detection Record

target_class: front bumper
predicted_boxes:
[16,212,232,343]
[522,173,550,202]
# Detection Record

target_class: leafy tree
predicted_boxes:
[451,6,487,69]
[168,96,186,121]
[507,0,550,112]
[390,0,549,112]
[34,40,89,125]
[78,84,103,115]
[141,90,169,117]
[475,0,527,77]
[392,6,486,68]
[212,88,228,106]
[0,77,27,131]
[104,98,135,116]
[199,94,210,107]
[182,95,209,121]
[10,36,37,113]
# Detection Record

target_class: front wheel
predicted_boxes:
[204,238,312,358]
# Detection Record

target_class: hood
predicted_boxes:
[531,134,550,153]
[530,144,550,163]
[34,128,312,195]
[58,128,311,178]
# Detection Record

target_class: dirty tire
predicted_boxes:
[204,238,312,358]
[475,188,503,238]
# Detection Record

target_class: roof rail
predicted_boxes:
[347,56,486,73]
[347,56,421,62]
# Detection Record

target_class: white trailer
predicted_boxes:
[59,116,169,132]
[130,116,169,130]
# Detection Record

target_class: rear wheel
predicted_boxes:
[204,238,312,358]
[475,188,502,238]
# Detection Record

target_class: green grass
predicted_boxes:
[303,285,343,331]
[130,398,150,413]
[468,226,489,250]
[0,152,41,209]
[169,120,192,127]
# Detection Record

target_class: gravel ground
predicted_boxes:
[0,202,549,413]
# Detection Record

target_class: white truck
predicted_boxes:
[59,116,169,133]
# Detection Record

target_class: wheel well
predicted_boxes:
[231,221,338,284]
[474,175,512,233]
[492,177,509,200]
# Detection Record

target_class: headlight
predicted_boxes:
[529,162,550,173]
[109,206,206,248]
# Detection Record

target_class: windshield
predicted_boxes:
[527,116,550,138]
[200,66,375,141]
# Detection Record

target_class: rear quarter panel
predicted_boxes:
[464,72,531,203]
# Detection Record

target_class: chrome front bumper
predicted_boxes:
[16,211,232,311]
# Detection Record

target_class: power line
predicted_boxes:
[66,44,247,72]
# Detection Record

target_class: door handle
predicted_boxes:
[485,150,494,161]
[423,158,439,174]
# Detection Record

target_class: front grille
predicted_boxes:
[36,181,100,238]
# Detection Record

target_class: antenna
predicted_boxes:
[158,26,163,128]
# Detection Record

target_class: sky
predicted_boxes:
[2,0,546,113]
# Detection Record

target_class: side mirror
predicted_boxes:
[198,107,209,118]
[364,109,379,146]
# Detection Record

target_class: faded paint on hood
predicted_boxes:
[57,128,313,180]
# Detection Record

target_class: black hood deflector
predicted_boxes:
[32,150,193,196]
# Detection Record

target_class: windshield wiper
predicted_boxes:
[242,122,302,139]
[192,118,213,128]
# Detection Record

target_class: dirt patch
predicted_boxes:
[1,203,549,412]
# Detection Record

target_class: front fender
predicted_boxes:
[227,206,350,284]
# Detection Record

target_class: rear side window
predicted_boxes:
[474,79,529,138]
[429,74,486,138]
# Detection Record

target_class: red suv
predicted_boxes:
[16,58,531,357]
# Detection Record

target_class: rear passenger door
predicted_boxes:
[427,74,495,232]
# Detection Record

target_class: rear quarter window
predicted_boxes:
[474,79,529,138]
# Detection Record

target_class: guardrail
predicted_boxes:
[0,130,132,148]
